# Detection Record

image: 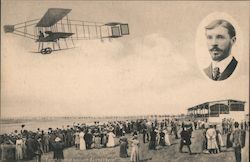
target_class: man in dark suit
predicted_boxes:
[149,127,157,150]
[203,19,237,81]
[230,122,246,162]
[179,127,192,155]
[84,129,93,149]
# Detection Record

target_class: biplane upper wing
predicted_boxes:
[36,8,71,27]
[37,32,74,42]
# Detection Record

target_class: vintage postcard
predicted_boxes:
[1,0,249,162]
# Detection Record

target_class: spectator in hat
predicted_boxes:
[15,134,24,160]
[149,127,157,150]
[84,129,93,149]
[93,130,101,149]
[215,125,223,153]
[130,135,140,162]
[26,135,36,160]
[79,129,86,150]
[119,136,128,158]
[34,137,43,162]
[43,132,50,153]
[159,129,165,146]
[74,130,80,150]
[230,122,246,162]
[179,127,192,155]
[52,137,64,161]
[163,127,171,146]
[206,124,218,154]
[107,129,116,147]
[101,130,108,147]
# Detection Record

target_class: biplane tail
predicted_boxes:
[105,22,129,38]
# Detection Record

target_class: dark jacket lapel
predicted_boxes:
[218,57,238,80]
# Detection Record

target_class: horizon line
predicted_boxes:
[0,113,187,119]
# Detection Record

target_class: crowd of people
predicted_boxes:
[0,117,248,162]
[0,118,181,161]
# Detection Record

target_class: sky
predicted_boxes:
[1,0,249,117]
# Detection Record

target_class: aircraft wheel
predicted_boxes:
[45,47,52,54]
[40,48,47,54]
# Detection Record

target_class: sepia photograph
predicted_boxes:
[1,0,249,162]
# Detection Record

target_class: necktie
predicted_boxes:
[213,67,221,80]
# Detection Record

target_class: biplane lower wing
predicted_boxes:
[37,32,74,42]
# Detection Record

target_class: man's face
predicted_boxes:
[206,26,236,62]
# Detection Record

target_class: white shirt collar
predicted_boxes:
[212,56,233,73]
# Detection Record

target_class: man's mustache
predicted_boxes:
[209,47,223,52]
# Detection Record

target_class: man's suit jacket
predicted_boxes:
[203,57,238,81]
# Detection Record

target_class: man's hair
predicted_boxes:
[205,19,236,38]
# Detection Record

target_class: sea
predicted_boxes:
[0,117,115,134]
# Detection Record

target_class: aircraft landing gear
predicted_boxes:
[41,47,52,54]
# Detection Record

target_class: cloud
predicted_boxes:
[1,33,248,117]
[120,34,193,91]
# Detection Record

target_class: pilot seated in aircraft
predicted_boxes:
[39,31,45,39]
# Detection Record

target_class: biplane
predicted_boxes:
[4,8,129,54]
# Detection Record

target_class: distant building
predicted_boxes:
[187,99,246,123]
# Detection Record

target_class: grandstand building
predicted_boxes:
[187,99,246,123]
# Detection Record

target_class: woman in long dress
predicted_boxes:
[149,128,157,150]
[16,135,24,160]
[130,135,140,162]
[215,125,224,153]
[119,136,128,158]
[156,129,160,147]
[22,136,27,159]
[107,131,116,147]
[79,130,86,150]
[74,131,80,150]
[163,128,171,146]
[94,132,101,149]
[206,125,218,154]
[101,131,108,147]
[159,130,165,146]
[201,129,208,153]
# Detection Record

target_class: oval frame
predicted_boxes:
[195,12,243,81]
